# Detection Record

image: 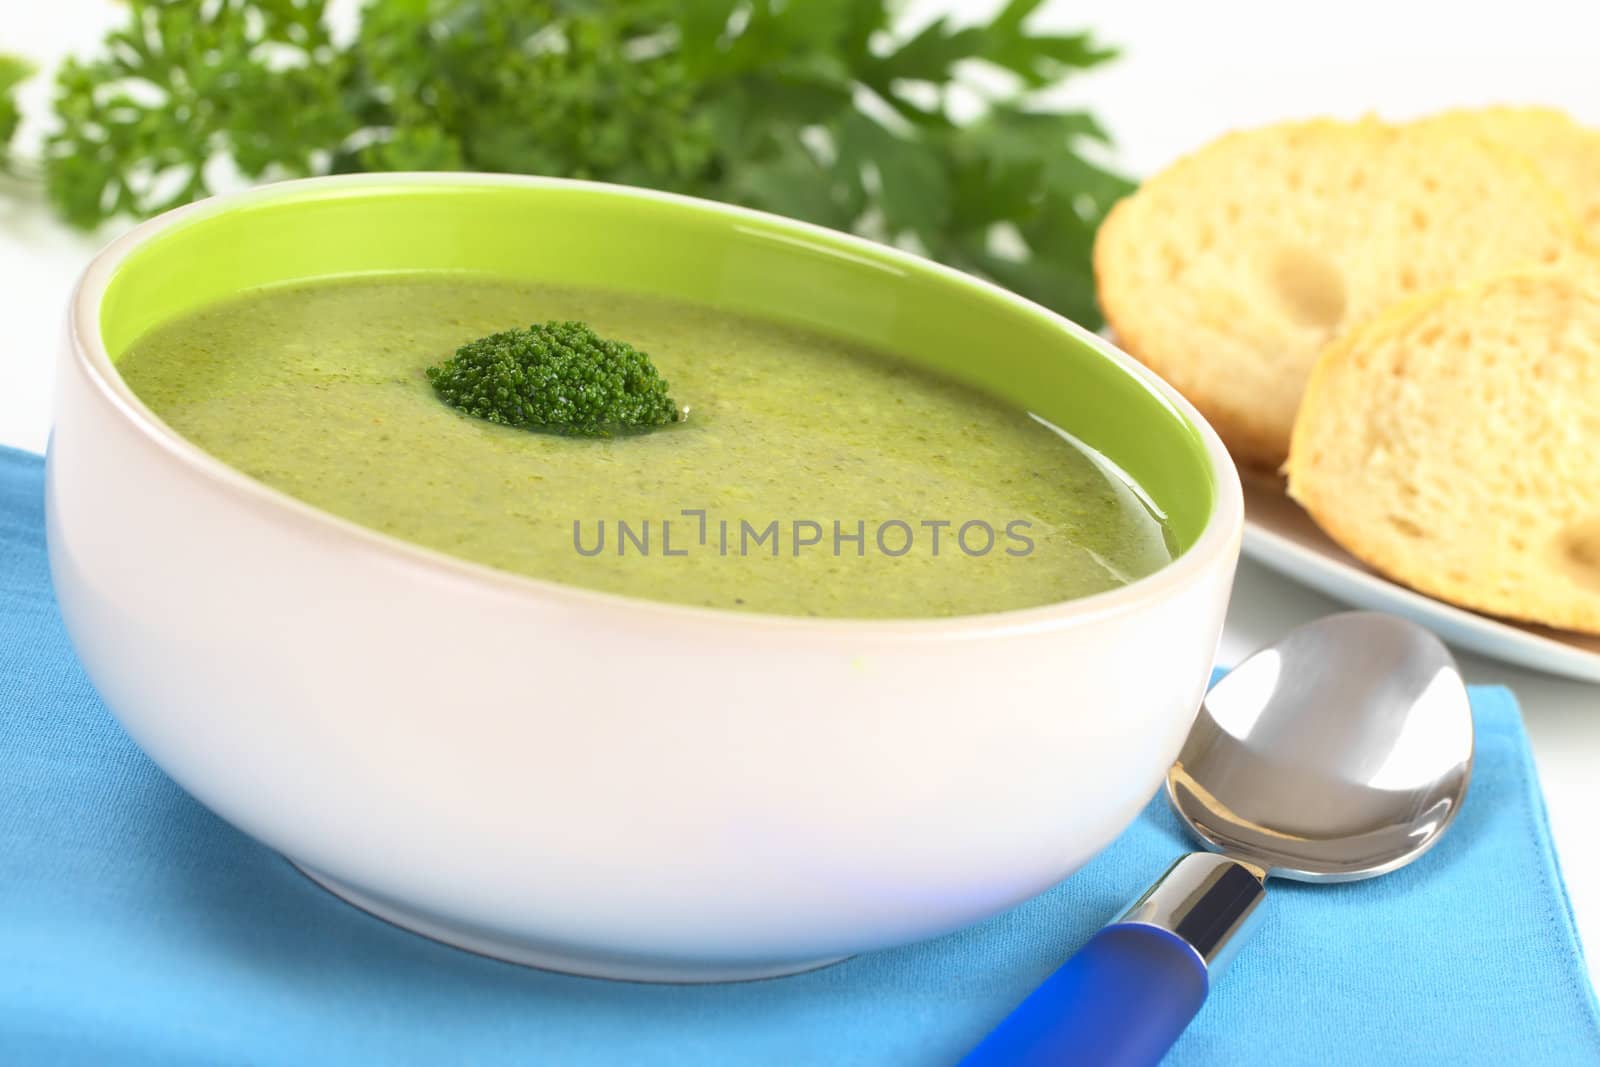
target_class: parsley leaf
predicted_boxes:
[0,55,33,174]
[44,0,348,228]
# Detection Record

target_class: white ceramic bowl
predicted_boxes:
[46,175,1242,981]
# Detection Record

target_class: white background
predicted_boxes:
[4,0,1598,984]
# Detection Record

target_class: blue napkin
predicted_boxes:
[2,445,1598,1066]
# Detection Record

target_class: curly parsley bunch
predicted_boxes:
[32,0,1134,327]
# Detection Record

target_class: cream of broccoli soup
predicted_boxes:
[118,275,1174,617]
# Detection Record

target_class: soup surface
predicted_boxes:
[118,276,1174,617]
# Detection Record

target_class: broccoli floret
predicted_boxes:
[426,321,680,437]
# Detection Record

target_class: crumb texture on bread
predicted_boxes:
[1418,106,1600,243]
[1094,117,1588,469]
[1286,271,1600,635]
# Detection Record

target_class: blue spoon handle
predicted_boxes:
[958,922,1207,1067]
[959,854,1267,1067]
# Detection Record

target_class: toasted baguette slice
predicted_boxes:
[1285,271,1600,635]
[1417,106,1600,242]
[1095,118,1589,469]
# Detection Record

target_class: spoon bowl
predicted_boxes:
[1171,612,1474,881]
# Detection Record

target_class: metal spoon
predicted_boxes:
[961,612,1474,1067]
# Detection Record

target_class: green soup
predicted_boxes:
[117,275,1174,618]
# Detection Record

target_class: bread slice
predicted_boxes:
[1285,270,1600,635]
[1094,118,1589,469]
[1417,106,1600,243]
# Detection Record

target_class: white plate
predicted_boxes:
[1241,475,1600,684]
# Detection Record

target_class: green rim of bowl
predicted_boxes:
[96,175,1217,554]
